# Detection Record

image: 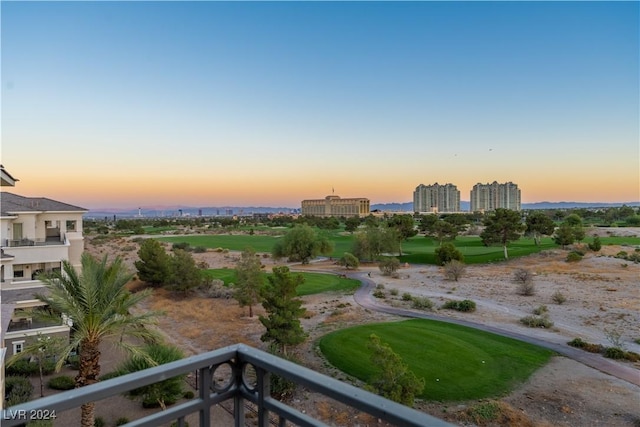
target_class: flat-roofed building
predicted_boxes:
[301,195,370,218]
[413,183,460,213]
[470,181,521,212]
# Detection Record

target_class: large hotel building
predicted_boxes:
[470,181,521,212]
[301,195,370,218]
[413,183,460,213]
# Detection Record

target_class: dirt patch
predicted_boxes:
[82,233,640,426]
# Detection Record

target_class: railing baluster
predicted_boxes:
[198,365,212,427]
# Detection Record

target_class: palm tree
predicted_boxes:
[36,253,161,427]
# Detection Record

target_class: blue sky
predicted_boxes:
[2,1,638,208]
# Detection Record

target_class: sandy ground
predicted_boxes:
[45,229,640,426]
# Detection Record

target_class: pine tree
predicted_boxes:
[135,239,171,285]
[259,266,306,356]
[234,247,264,317]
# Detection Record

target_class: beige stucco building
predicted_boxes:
[470,181,521,212]
[301,195,370,218]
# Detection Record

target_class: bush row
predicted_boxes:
[568,338,640,362]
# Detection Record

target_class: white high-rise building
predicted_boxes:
[470,181,521,212]
[413,183,460,213]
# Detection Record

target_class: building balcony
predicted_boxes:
[4,238,65,248]
[1,344,452,427]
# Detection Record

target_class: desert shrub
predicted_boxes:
[48,375,75,390]
[411,297,434,310]
[378,257,400,276]
[402,292,413,301]
[183,390,195,399]
[624,351,640,362]
[5,376,33,406]
[628,252,640,263]
[372,290,386,299]
[551,291,567,305]
[513,268,532,284]
[604,347,625,360]
[170,422,189,427]
[389,288,399,296]
[193,246,207,253]
[604,328,625,350]
[376,283,385,290]
[635,338,640,345]
[615,251,628,259]
[466,401,501,424]
[115,417,130,426]
[566,251,583,262]
[171,242,191,251]
[518,281,536,296]
[94,417,106,427]
[532,305,548,315]
[200,279,232,299]
[443,260,466,281]
[567,338,605,353]
[519,315,553,328]
[588,236,602,252]
[442,299,476,312]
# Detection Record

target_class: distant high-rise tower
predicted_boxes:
[413,183,460,213]
[470,181,521,212]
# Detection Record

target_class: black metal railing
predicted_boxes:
[2,344,453,427]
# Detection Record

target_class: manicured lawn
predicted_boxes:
[319,319,554,401]
[202,269,359,296]
[158,230,640,265]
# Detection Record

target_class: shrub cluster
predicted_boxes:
[411,297,434,311]
[568,338,640,362]
[551,291,567,305]
[614,249,640,263]
[401,292,413,301]
[519,315,553,328]
[372,290,386,299]
[565,251,583,262]
[48,375,76,390]
[5,376,33,406]
[532,305,548,315]
[6,359,55,377]
[442,299,476,312]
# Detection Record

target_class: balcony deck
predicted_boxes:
[2,344,453,426]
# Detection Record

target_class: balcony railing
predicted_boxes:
[5,238,64,248]
[2,343,453,427]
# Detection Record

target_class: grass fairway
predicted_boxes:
[319,319,553,401]
[202,269,359,296]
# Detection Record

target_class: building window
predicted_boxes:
[13,341,25,354]
[14,266,24,278]
[66,220,77,231]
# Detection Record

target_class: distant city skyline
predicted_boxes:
[2,2,638,209]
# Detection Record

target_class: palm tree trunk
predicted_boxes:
[77,341,101,427]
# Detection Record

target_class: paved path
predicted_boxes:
[344,271,640,387]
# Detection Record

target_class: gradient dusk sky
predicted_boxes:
[2,1,638,209]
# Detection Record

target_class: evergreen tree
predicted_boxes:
[135,239,172,286]
[525,211,556,246]
[480,209,526,259]
[259,266,306,356]
[366,334,424,407]
[234,247,264,317]
[168,249,203,293]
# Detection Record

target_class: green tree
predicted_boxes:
[351,226,399,261]
[259,266,307,356]
[366,334,424,407]
[525,211,556,246]
[337,252,359,270]
[588,236,602,252]
[6,334,65,398]
[387,215,417,255]
[113,343,185,410]
[234,247,264,317]
[272,225,334,264]
[417,214,438,233]
[480,209,526,259]
[168,249,204,293]
[434,242,464,265]
[135,239,171,286]
[36,254,160,427]
[553,215,585,247]
[344,217,362,234]
[425,219,459,245]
